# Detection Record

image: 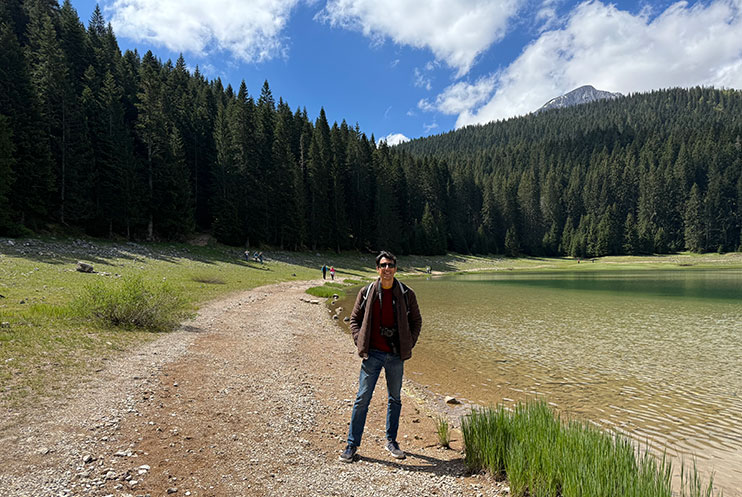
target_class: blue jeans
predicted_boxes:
[347,349,404,447]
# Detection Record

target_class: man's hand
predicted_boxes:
[360,352,368,359]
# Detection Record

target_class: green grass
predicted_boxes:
[0,238,321,406]
[461,401,720,497]
[72,276,193,332]
[305,280,356,298]
[306,285,344,298]
[435,415,451,448]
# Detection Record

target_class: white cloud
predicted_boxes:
[438,0,742,128]
[536,0,561,31]
[108,0,300,62]
[418,75,497,114]
[318,0,523,76]
[380,133,410,146]
[413,68,432,90]
[423,122,439,133]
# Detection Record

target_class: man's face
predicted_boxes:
[376,257,397,284]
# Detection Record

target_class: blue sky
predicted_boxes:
[67,0,742,144]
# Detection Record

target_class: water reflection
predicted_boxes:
[406,270,742,496]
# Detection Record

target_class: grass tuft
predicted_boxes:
[72,276,193,332]
[306,281,348,298]
[461,401,720,497]
[436,415,451,448]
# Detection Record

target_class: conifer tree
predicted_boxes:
[683,183,704,252]
[504,226,520,257]
[0,18,53,228]
[307,108,332,249]
[373,142,406,253]
[329,122,351,251]
[256,80,275,243]
[135,51,168,239]
[272,99,301,248]
[0,115,15,232]
[623,212,640,255]
[211,102,242,245]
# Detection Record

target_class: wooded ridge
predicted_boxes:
[2,0,741,256]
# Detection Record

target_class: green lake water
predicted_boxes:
[401,269,742,495]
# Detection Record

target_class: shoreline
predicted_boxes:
[0,280,508,496]
[3,238,740,495]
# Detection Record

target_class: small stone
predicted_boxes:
[167,487,178,494]
[83,455,95,464]
[445,396,461,405]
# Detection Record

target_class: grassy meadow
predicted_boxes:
[2,237,741,408]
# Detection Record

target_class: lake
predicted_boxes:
[399,269,742,495]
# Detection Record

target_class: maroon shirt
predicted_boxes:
[370,286,395,352]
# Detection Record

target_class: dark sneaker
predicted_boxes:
[385,440,405,460]
[339,444,357,463]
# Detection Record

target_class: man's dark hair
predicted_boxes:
[376,250,397,267]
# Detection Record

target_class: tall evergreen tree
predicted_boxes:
[0,115,15,232]
[0,18,53,228]
[307,108,332,249]
[271,99,300,248]
[135,51,167,239]
[683,183,704,252]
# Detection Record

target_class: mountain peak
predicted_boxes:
[537,85,622,113]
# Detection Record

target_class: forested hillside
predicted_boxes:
[2,0,741,257]
[400,87,742,256]
[0,0,448,254]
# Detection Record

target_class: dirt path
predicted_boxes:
[0,280,506,497]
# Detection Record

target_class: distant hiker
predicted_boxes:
[258,251,264,263]
[244,250,250,261]
[330,266,335,280]
[339,251,423,463]
[322,264,327,279]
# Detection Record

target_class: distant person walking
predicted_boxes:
[322,264,327,279]
[339,251,423,463]
[330,266,335,280]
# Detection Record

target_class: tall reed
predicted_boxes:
[461,401,720,497]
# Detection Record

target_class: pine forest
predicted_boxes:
[2,0,741,257]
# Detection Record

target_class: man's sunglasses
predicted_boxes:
[378,263,396,268]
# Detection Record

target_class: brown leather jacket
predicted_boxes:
[349,278,422,360]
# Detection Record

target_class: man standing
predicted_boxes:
[339,251,422,463]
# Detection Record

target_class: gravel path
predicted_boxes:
[0,280,507,497]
